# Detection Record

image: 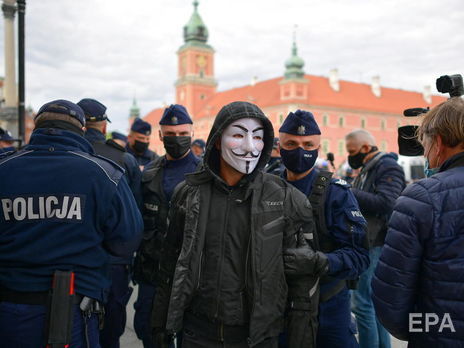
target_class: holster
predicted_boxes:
[46,271,75,348]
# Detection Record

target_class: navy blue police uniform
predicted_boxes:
[0,100,143,348]
[0,127,18,154]
[279,110,369,348]
[134,104,198,348]
[79,98,143,348]
[126,118,158,168]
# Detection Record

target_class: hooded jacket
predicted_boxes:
[151,102,317,346]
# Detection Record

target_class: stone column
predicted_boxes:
[2,0,17,107]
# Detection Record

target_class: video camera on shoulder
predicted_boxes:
[398,74,464,156]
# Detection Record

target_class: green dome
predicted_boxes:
[130,98,140,118]
[183,1,208,43]
[284,41,305,79]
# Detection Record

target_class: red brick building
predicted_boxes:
[143,1,445,164]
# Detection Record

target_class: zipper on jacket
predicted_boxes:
[219,322,224,342]
[214,190,231,319]
[197,251,203,290]
[244,231,251,290]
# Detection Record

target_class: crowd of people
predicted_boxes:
[0,96,463,348]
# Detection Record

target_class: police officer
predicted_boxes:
[0,127,18,154]
[279,110,369,347]
[0,99,143,347]
[127,118,158,169]
[191,138,205,158]
[133,104,199,348]
[265,137,284,176]
[78,97,143,348]
[112,131,128,148]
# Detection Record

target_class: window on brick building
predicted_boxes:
[381,119,386,131]
[323,114,329,126]
[339,116,345,128]
[322,139,330,154]
[361,118,366,129]
[338,139,345,156]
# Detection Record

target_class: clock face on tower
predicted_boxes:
[196,55,207,68]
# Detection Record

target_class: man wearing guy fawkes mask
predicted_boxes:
[152,101,320,348]
[133,104,200,348]
[279,110,369,348]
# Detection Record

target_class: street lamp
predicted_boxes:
[17,0,25,142]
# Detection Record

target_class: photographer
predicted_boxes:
[372,97,464,346]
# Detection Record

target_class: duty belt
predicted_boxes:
[0,288,82,305]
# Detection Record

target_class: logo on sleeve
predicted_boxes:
[1,194,86,223]
[351,210,363,218]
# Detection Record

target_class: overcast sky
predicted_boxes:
[0,0,462,133]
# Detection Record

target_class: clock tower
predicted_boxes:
[176,0,217,119]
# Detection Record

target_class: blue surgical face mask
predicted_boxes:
[424,139,440,178]
[280,147,318,174]
[424,159,439,178]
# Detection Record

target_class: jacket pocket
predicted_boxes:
[262,216,285,236]
[260,217,285,272]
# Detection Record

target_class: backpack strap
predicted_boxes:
[308,170,349,302]
[308,170,333,252]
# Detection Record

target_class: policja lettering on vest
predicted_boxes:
[1,194,84,222]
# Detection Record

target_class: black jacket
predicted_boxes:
[151,102,317,346]
[352,152,405,247]
[133,156,170,284]
[134,153,199,284]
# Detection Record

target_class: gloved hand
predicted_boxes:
[284,238,329,277]
[152,328,173,348]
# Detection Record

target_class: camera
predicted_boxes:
[398,74,463,156]
[436,74,464,98]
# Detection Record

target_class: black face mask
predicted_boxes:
[280,147,318,174]
[133,140,149,154]
[163,136,191,159]
[348,146,378,169]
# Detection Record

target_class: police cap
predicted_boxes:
[77,98,111,123]
[279,110,321,136]
[191,138,205,150]
[131,118,152,136]
[159,104,193,126]
[111,131,127,142]
[36,99,86,127]
[0,127,16,141]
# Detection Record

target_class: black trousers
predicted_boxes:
[182,329,278,348]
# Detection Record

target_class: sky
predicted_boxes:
[0,0,462,133]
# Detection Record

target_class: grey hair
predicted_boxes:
[345,129,376,146]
